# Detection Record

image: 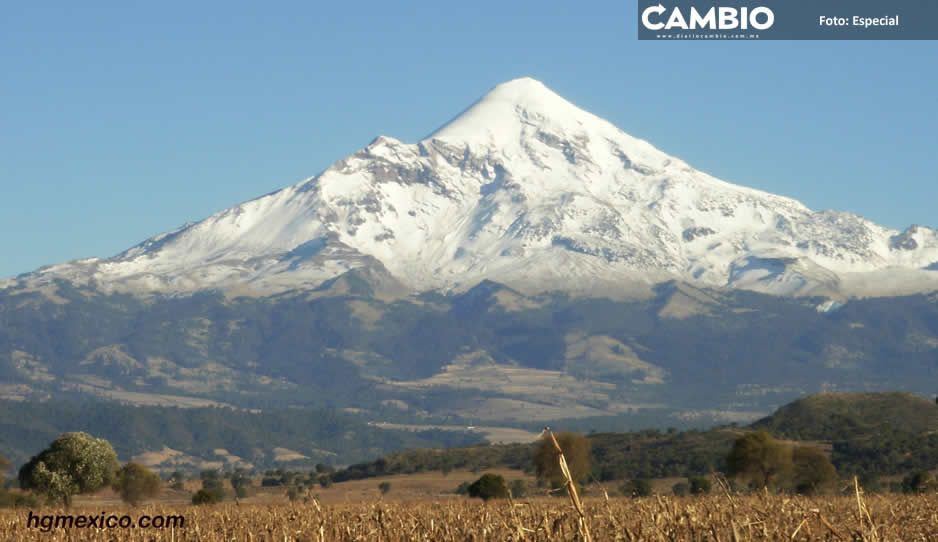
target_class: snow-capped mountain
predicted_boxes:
[10,78,938,298]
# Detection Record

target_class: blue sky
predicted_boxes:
[2,1,936,278]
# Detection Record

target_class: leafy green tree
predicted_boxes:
[725,431,792,490]
[199,470,226,502]
[378,481,391,495]
[901,471,936,494]
[533,432,591,487]
[622,478,652,497]
[191,489,222,505]
[230,468,253,499]
[791,446,838,495]
[114,463,161,505]
[18,432,120,506]
[467,473,509,501]
[689,476,712,495]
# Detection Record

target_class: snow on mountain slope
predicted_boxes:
[10,78,938,298]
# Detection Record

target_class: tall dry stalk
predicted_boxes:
[854,476,878,542]
[545,427,593,542]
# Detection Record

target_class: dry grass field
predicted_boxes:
[65,469,536,506]
[2,493,938,541]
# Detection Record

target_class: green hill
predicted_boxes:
[751,392,938,440]
[750,392,938,479]
[327,392,938,484]
[3,392,936,483]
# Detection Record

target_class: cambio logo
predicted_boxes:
[642,3,775,31]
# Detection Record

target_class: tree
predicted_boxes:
[533,432,591,488]
[622,478,652,497]
[192,489,222,505]
[689,476,712,495]
[18,432,120,506]
[378,481,391,495]
[467,473,509,501]
[901,471,936,494]
[671,482,689,496]
[791,446,838,495]
[725,431,792,490]
[198,470,226,502]
[230,468,253,499]
[114,463,161,505]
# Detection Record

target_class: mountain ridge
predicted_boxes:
[5,78,938,299]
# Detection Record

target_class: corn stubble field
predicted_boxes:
[2,495,937,541]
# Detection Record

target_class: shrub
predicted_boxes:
[191,489,222,505]
[198,470,226,502]
[901,471,936,494]
[689,476,712,495]
[467,473,509,501]
[791,446,837,495]
[622,478,652,497]
[114,463,161,505]
[230,469,254,499]
[725,431,792,490]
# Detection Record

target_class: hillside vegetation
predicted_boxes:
[329,392,938,484]
[751,392,938,440]
[0,400,481,470]
[3,280,938,425]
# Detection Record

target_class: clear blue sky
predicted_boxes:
[2,1,936,278]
